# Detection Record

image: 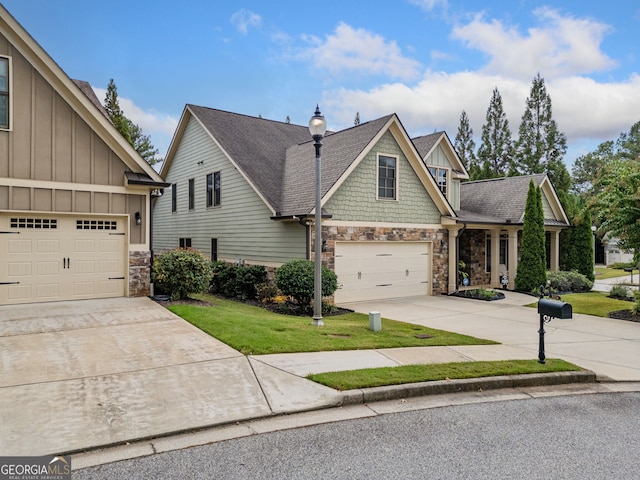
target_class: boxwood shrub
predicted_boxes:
[210,261,267,300]
[275,259,338,312]
[547,270,593,293]
[153,248,213,300]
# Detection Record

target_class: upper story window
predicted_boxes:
[171,184,177,212]
[0,57,9,130]
[428,166,448,196]
[207,171,221,207]
[188,178,195,210]
[377,155,397,200]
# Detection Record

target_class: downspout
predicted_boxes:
[452,222,467,294]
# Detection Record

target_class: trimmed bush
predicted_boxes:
[515,182,547,292]
[210,261,267,300]
[153,248,213,300]
[275,259,338,313]
[547,270,593,293]
[610,284,632,300]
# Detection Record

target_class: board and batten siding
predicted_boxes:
[541,190,555,220]
[0,35,146,244]
[153,116,306,264]
[424,144,460,210]
[325,130,441,223]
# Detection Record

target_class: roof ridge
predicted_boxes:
[462,173,545,186]
[187,103,309,130]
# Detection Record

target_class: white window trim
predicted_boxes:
[376,153,399,201]
[428,165,450,198]
[0,55,12,132]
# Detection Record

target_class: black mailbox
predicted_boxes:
[538,298,572,319]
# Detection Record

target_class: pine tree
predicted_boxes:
[477,87,512,178]
[103,79,160,165]
[285,115,290,124]
[354,112,361,126]
[513,73,569,196]
[454,110,476,171]
[515,181,547,292]
[104,79,131,145]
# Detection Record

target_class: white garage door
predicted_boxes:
[0,214,127,305]
[334,241,432,303]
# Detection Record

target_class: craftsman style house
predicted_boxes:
[0,6,167,305]
[154,105,570,303]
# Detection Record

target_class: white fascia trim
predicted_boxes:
[540,176,570,224]
[1,177,135,194]
[323,220,446,229]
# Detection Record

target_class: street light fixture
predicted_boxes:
[309,105,327,326]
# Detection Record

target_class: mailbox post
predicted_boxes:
[537,286,573,364]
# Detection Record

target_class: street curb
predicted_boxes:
[340,371,596,405]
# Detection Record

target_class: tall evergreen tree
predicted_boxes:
[515,181,547,292]
[477,88,512,179]
[568,208,595,281]
[103,79,160,165]
[513,73,569,196]
[104,79,131,145]
[454,110,476,171]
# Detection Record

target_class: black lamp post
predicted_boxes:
[309,105,327,326]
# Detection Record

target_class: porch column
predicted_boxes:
[507,228,519,290]
[446,225,462,293]
[490,229,500,288]
[549,230,560,271]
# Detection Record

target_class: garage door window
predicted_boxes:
[10,217,57,229]
[76,219,118,230]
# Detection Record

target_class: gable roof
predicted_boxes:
[0,5,163,184]
[72,79,110,121]
[458,174,569,226]
[412,131,469,179]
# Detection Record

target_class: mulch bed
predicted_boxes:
[451,290,506,301]
[608,309,640,323]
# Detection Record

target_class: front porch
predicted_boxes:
[446,225,564,291]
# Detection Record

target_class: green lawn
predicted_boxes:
[595,266,633,280]
[308,359,582,390]
[557,291,633,318]
[169,294,497,355]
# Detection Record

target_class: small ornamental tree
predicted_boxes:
[153,248,213,300]
[275,259,338,314]
[515,181,547,292]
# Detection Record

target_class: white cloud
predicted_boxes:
[302,22,422,81]
[323,70,640,156]
[409,0,448,12]
[231,9,262,35]
[452,7,616,80]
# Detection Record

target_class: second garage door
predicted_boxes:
[334,241,432,303]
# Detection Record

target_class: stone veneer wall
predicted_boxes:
[314,225,450,295]
[129,251,151,297]
[459,230,490,287]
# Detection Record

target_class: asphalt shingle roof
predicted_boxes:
[280,115,394,217]
[412,132,443,158]
[458,173,566,225]
[187,105,312,212]
[73,79,110,121]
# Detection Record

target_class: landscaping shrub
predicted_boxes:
[210,261,267,300]
[515,182,547,292]
[153,248,213,300]
[633,291,640,315]
[256,282,279,304]
[609,262,636,270]
[275,259,338,313]
[610,284,632,300]
[547,270,593,293]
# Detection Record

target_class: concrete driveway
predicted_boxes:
[0,297,340,456]
[340,292,640,382]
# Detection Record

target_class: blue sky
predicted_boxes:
[3,0,640,167]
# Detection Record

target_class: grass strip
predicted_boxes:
[168,294,497,355]
[307,359,582,390]
[527,291,632,318]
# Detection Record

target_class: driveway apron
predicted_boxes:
[0,297,339,456]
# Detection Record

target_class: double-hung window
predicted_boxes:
[0,57,9,129]
[206,171,221,207]
[428,167,448,195]
[171,184,177,212]
[378,155,397,200]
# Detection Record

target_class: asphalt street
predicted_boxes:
[74,392,640,480]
